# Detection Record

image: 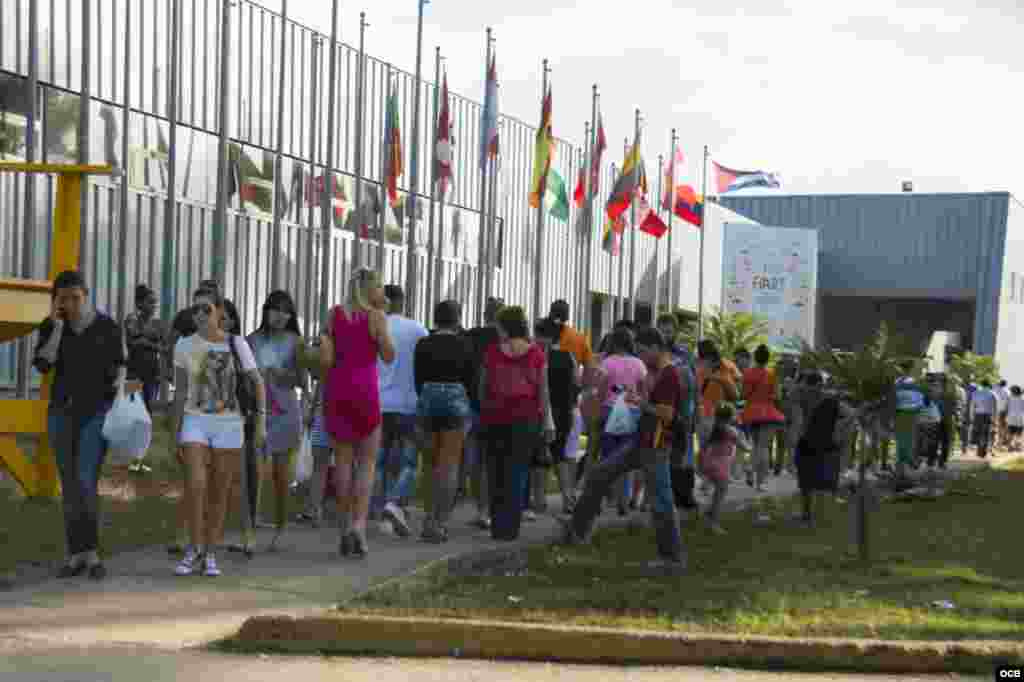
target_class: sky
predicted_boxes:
[284,0,1021,197]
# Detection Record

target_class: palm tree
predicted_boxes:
[677,307,770,356]
[797,323,921,560]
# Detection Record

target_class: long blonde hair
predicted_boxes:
[348,267,383,313]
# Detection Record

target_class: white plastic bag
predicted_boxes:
[103,370,153,465]
[294,432,313,484]
[564,409,585,462]
[604,394,640,435]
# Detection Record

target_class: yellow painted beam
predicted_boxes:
[0,400,49,434]
[52,174,83,277]
[0,162,114,175]
[0,436,39,497]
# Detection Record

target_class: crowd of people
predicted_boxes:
[30,267,1017,580]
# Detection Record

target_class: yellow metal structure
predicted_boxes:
[0,162,114,498]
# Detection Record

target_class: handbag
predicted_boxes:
[228,334,258,417]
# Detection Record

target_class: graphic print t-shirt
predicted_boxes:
[175,334,258,420]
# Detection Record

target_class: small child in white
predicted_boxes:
[699,403,752,535]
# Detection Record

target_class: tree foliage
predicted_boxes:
[676,307,770,358]
[948,351,1000,388]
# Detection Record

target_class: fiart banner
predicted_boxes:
[721,223,818,348]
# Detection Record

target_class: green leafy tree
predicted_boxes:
[677,307,770,357]
[948,351,999,388]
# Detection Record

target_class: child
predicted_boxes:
[699,403,751,535]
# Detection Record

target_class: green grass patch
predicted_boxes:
[349,464,1024,642]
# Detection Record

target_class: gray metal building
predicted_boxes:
[721,192,1024,380]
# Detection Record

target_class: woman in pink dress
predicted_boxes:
[320,268,395,558]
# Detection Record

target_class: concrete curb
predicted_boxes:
[232,613,1023,674]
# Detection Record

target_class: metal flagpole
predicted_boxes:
[666,127,677,309]
[319,0,340,325]
[653,153,662,314]
[487,135,499,303]
[698,144,709,341]
[425,47,441,324]
[584,86,598,335]
[162,0,180,313]
[378,67,391,273]
[212,0,232,288]
[270,0,289,291]
[608,161,616,323]
[405,0,428,319]
[531,59,550,323]
[579,121,590,331]
[626,108,640,321]
[474,28,494,326]
[616,137,627,321]
[352,12,368,271]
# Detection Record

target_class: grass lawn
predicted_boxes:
[348,459,1024,642]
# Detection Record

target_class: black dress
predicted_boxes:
[795,396,842,492]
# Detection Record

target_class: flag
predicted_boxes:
[544,168,569,221]
[672,184,704,227]
[384,83,403,208]
[528,87,554,209]
[435,71,453,198]
[573,166,585,208]
[639,210,669,238]
[601,213,624,255]
[661,146,684,211]
[590,114,607,198]
[479,54,499,171]
[606,131,644,221]
[713,161,781,194]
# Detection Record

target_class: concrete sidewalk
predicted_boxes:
[0,469,802,650]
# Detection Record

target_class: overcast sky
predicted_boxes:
[286,0,1023,198]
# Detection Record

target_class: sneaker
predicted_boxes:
[470,515,491,530]
[523,510,538,522]
[350,532,368,559]
[383,502,412,538]
[174,547,201,576]
[202,553,222,577]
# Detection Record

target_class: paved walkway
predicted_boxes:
[0,468,804,650]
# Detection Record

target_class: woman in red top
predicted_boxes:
[478,306,554,541]
[740,344,786,492]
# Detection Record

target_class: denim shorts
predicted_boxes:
[418,382,471,432]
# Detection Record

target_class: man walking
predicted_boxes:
[375,285,428,537]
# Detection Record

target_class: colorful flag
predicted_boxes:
[639,210,669,238]
[713,161,781,194]
[528,87,554,209]
[479,54,499,171]
[590,114,607,198]
[601,213,624,255]
[606,131,645,221]
[573,166,585,208]
[672,184,704,227]
[661,146,684,211]
[544,168,569,221]
[435,71,453,198]
[384,83,403,208]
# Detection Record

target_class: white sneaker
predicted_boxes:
[174,547,201,576]
[523,510,538,522]
[383,502,411,537]
[202,552,221,577]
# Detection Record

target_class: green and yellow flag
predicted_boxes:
[528,87,554,209]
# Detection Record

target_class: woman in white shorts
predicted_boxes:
[172,288,266,577]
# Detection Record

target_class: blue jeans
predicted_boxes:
[570,446,683,561]
[372,413,419,513]
[48,409,109,556]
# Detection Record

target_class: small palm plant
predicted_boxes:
[677,307,770,356]
[797,323,921,560]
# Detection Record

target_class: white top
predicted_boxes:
[1007,396,1024,424]
[378,314,428,415]
[994,386,1009,412]
[972,388,998,416]
[174,333,258,420]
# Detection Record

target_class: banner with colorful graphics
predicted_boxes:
[721,223,818,348]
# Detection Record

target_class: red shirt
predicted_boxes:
[640,365,683,449]
[480,342,547,426]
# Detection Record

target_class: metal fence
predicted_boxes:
[0,0,680,391]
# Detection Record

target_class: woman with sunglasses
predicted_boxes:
[172,288,266,577]
[246,290,307,550]
[320,268,395,558]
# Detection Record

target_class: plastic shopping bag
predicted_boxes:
[103,371,153,465]
[564,409,585,462]
[294,432,314,484]
[604,394,640,435]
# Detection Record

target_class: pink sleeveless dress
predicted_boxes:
[324,307,382,442]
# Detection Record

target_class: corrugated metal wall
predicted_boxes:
[996,194,1024,381]
[721,192,1013,355]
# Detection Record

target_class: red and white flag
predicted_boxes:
[435,71,453,198]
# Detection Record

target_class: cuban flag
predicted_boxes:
[713,161,782,194]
